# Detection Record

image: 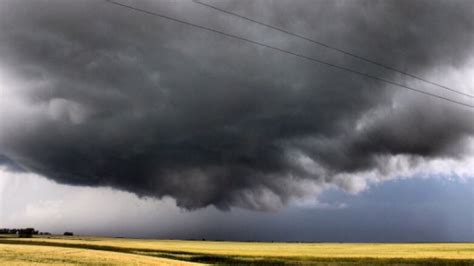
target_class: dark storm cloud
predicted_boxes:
[0,154,24,172]
[0,0,473,210]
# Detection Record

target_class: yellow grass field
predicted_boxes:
[0,243,200,265]
[0,235,473,265]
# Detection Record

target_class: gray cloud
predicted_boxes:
[0,0,473,210]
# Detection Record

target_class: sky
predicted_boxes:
[0,0,473,241]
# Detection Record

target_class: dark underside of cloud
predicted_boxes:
[0,0,473,210]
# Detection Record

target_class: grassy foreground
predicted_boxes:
[0,243,199,265]
[0,235,473,265]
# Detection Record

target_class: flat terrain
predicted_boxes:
[0,243,199,265]
[0,235,473,265]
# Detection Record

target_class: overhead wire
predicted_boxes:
[105,0,474,109]
[192,0,474,99]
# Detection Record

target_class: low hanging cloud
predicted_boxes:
[0,0,473,210]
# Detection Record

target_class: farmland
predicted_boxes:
[0,243,198,265]
[0,235,473,265]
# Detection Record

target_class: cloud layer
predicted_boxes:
[0,0,473,210]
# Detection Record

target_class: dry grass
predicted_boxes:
[1,235,473,265]
[0,243,202,265]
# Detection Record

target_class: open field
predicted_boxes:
[0,235,473,265]
[0,243,199,265]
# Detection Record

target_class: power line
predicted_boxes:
[193,0,474,99]
[105,0,474,109]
